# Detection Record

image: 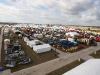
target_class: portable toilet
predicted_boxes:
[0,66,3,71]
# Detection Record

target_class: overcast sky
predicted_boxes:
[0,0,100,26]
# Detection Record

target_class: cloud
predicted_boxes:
[9,0,17,2]
[81,0,100,22]
[0,0,100,26]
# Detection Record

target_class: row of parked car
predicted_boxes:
[4,41,31,68]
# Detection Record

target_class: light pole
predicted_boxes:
[55,45,56,54]
[53,44,57,57]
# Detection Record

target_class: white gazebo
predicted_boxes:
[4,39,10,44]
[65,32,79,38]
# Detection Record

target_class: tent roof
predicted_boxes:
[33,44,51,50]
[66,32,79,36]
[63,59,100,75]
[4,39,10,41]
[27,40,39,46]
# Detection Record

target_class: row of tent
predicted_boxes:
[9,24,100,42]
[8,27,52,54]
[23,37,52,53]
[3,24,100,35]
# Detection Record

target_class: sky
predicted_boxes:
[0,0,100,26]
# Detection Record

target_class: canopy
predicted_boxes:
[33,44,51,53]
[63,59,100,75]
[66,32,79,37]
[87,30,92,34]
[4,30,9,33]
[4,39,10,44]
[24,37,29,42]
[27,40,39,48]
[4,39,10,42]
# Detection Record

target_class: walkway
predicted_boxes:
[0,28,3,64]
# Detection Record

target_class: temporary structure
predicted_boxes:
[12,27,16,31]
[18,34,22,39]
[4,39,10,44]
[23,37,29,42]
[3,30,9,36]
[27,40,39,48]
[33,44,51,53]
[87,30,92,34]
[27,41,36,48]
[66,32,79,38]
[63,59,100,75]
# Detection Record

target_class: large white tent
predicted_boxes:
[63,59,100,75]
[27,40,39,48]
[33,44,51,53]
[23,37,29,42]
[87,30,92,34]
[3,30,9,36]
[4,39,10,44]
[65,32,79,38]
[4,28,9,36]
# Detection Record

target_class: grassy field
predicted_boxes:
[1,33,59,72]
[46,59,84,75]
[90,50,100,58]
[68,26,100,31]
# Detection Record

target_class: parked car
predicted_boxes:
[95,37,100,42]
[5,60,16,68]
[18,56,31,64]
[5,48,12,54]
